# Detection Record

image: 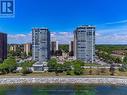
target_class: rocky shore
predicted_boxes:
[0,77,127,85]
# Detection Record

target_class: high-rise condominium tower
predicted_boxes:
[0,32,7,62]
[74,25,95,63]
[32,28,50,63]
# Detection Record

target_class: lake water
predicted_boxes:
[0,84,127,95]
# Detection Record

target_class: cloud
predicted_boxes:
[8,32,73,44]
[8,33,32,44]
[8,34,26,38]
[96,20,127,44]
[105,19,127,25]
[8,21,127,44]
[96,26,127,44]
[8,31,127,45]
[51,32,73,44]
[96,33,127,44]
[95,33,101,37]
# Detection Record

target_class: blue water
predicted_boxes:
[0,84,127,95]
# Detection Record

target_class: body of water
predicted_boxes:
[0,84,127,95]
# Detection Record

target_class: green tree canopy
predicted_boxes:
[0,57,17,74]
[47,58,58,72]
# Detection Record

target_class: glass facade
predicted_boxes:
[74,25,95,63]
[32,28,50,63]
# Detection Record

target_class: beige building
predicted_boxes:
[10,45,14,51]
[23,43,32,56]
[9,44,21,52]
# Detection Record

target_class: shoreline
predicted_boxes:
[0,76,127,85]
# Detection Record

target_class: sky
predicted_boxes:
[0,0,127,44]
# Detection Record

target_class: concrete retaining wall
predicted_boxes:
[0,77,127,85]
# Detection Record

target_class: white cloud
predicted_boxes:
[96,33,127,44]
[8,33,32,44]
[51,32,73,44]
[95,33,101,37]
[8,22,127,44]
[8,32,73,44]
[105,19,127,25]
[96,29,127,44]
[96,21,127,44]
[8,34,26,38]
[8,31,127,44]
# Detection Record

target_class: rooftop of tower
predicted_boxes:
[32,27,49,30]
[76,25,96,29]
[78,25,96,27]
[0,32,7,35]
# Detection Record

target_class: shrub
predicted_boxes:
[119,64,127,72]
[66,70,71,75]
[21,67,32,75]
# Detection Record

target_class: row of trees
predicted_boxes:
[0,56,35,75]
[96,45,127,64]
[48,58,117,76]
[96,51,127,65]
[96,45,127,54]
[96,52,122,64]
[47,58,84,75]
[0,57,117,76]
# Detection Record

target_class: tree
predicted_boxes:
[64,61,72,71]
[0,57,17,74]
[123,56,127,63]
[66,70,72,75]
[19,61,35,67]
[114,57,122,64]
[19,61,34,75]
[64,61,72,75]
[72,60,84,75]
[21,67,32,75]
[110,64,115,76]
[47,58,57,72]
[72,60,84,67]
[59,44,69,53]
[119,64,127,72]
[73,63,83,75]
[54,64,64,75]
